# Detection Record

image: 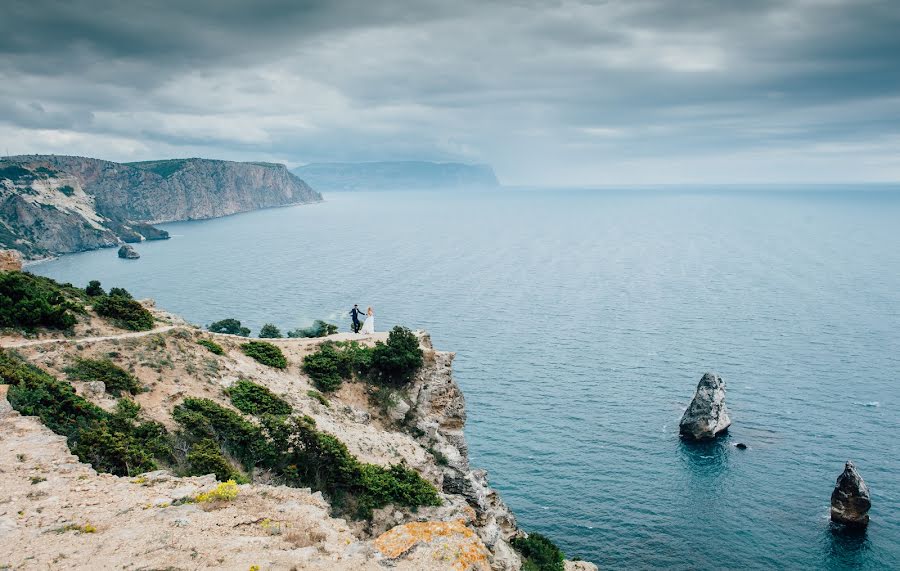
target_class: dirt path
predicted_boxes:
[0,325,179,348]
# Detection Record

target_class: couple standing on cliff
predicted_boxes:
[350,304,375,334]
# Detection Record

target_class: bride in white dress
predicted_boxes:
[360,306,375,334]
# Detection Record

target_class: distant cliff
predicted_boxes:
[0,156,321,259]
[292,161,500,191]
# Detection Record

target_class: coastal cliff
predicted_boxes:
[0,276,593,570]
[0,156,321,259]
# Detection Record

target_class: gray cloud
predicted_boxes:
[2,0,899,184]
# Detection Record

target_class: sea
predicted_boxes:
[30,186,900,570]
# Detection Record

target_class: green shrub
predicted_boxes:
[241,341,287,369]
[85,280,105,297]
[228,380,292,416]
[0,271,81,330]
[307,389,330,407]
[93,295,154,331]
[2,351,171,476]
[208,318,250,336]
[185,439,247,483]
[59,185,76,196]
[369,326,423,386]
[302,341,373,392]
[197,339,224,355]
[108,287,133,299]
[287,320,339,338]
[65,357,141,396]
[510,533,565,571]
[258,323,282,338]
[172,398,274,471]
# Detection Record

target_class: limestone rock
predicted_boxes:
[118,244,140,259]
[565,561,600,571]
[84,381,106,396]
[679,372,731,440]
[388,398,411,422]
[831,460,871,528]
[373,520,491,570]
[0,249,22,271]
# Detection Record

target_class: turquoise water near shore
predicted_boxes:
[32,187,900,569]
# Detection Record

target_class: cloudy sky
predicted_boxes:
[2,0,899,185]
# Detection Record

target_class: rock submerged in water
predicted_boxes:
[831,461,871,528]
[679,372,731,440]
[118,244,140,259]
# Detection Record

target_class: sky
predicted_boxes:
[2,0,899,186]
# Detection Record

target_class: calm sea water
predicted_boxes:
[32,187,900,570]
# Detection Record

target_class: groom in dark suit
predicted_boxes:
[350,304,364,333]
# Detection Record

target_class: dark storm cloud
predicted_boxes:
[2,0,899,183]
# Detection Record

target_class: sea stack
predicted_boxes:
[831,461,871,528]
[679,372,731,440]
[118,244,140,259]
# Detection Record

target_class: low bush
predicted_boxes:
[186,439,247,483]
[194,480,240,503]
[93,295,154,331]
[307,389,330,407]
[287,320,339,338]
[197,339,224,355]
[302,341,372,392]
[65,357,141,396]
[258,323,282,338]
[510,533,565,571]
[2,351,172,476]
[369,326,423,386]
[208,318,250,336]
[85,280,105,297]
[228,380,292,416]
[241,341,287,369]
[108,287,133,299]
[173,398,274,471]
[0,271,81,330]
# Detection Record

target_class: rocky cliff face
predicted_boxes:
[0,300,594,570]
[0,156,321,259]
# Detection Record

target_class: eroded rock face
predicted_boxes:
[831,461,871,528]
[679,372,731,440]
[0,249,22,271]
[118,244,140,259]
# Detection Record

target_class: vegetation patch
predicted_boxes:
[227,379,292,416]
[194,480,240,503]
[65,357,141,396]
[369,326,424,386]
[511,532,565,571]
[302,340,372,392]
[108,287,133,299]
[258,323,282,338]
[58,185,76,196]
[0,271,83,331]
[197,339,224,355]
[287,320,338,338]
[240,341,287,369]
[208,318,250,336]
[2,351,172,476]
[172,398,440,519]
[85,280,105,297]
[306,389,330,407]
[186,439,247,483]
[93,294,154,331]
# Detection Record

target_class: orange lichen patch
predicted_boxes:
[374,519,490,571]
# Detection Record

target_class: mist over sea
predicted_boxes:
[32,187,900,569]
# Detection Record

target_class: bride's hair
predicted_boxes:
[367,306,373,314]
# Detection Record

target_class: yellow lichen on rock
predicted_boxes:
[374,519,491,571]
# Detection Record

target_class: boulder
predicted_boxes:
[831,461,871,528]
[679,372,731,440]
[118,244,140,259]
[0,249,22,271]
[84,381,106,397]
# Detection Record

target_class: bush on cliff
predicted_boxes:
[240,341,287,369]
[0,271,81,330]
[258,323,282,338]
[287,320,338,338]
[1,351,172,476]
[208,318,250,336]
[227,379,292,416]
[185,438,247,483]
[511,532,565,571]
[108,287,133,299]
[93,294,154,331]
[369,326,423,386]
[65,357,141,396]
[302,341,372,392]
[85,280,105,297]
[197,339,224,355]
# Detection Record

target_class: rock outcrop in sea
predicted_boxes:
[679,372,731,440]
[117,244,140,259]
[0,155,321,259]
[831,461,871,528]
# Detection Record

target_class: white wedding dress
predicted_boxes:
[361,314,375,334]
